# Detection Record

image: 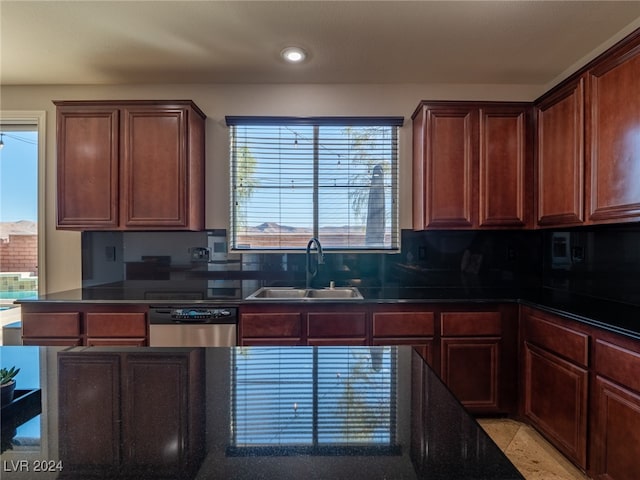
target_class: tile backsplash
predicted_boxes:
[82,229,543,290]
[81,224,640,306]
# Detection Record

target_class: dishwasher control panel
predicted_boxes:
[149,306,237,324]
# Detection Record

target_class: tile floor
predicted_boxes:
[478,418,589,480]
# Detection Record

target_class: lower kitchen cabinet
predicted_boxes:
[441,337,500,411]
[21,304,149,346]
[239,306,303,345]
[238,304,368,346]
[58,348,205,479]
[521,306,589,469]
[591,338,640,480]
[21,311,82,346]
[239,304,518,415]
[307,309,368,346]
[592,376,640,480]
[85,311,147,346]
[440,310,507,414]
[371,307,435,366]
[58,353,121,470]
[523,342,588,468]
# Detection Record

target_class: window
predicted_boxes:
[230,346,397,455]
[227,117,403,252]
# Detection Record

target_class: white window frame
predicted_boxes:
[226,116,403,253]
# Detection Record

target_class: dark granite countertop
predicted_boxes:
[0,345,522,479]
[15,280,640,340]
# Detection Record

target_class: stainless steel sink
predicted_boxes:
[246,286,363,300]
[247,287,307,299]
[305,288,362,299]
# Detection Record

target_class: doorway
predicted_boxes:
[0,111,46,342]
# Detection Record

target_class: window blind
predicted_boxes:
[227,117,403,252]
[230,346,397,455]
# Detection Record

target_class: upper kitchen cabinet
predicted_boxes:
[535,77,585,227]
[479,105,532,228]
[412,103,477,229]
[585,32,640,224]
[55,100,206,231]
[412,102,532,230]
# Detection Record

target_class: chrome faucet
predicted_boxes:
[306,237,324,288]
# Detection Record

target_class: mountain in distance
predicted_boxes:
[247,222,364,234]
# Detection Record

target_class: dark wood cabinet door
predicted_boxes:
[22,337,82,346]
[591,337,640,480]
[372,309,435,366]
[55,105,119,229]
[239,312,302,345]
[21,305,150,346]
[523,342,588,468]
[522,307,589,367]
[307,311,368,339]
[413,104,478,228]
[122,351,205,476]
[586,41,640,223]
[440,337,500,412]
[592,376,640,480]
[22,312,81,338]
[536,78,585,226]
[59,354,121,470]
[478,105,531,227]
[121,106,189,228]
[373,337,434,367]
[58,350,204,478]
[372,310,435,337]
[85,311,147,340]
[86,337,147,346]
[54,100,205,231]
[241,338,302,346]
[123,354,189,469]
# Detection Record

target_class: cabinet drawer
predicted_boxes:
[307,312,366,338]
[524,311,588,367]
[308,338,367,346]
[85,312,147,338]
[22,338,82,346]
[595,339,640,393]
[372,312,435,337]
[22,312,81,337]
[241,313,301,338]
[441,312,501,336]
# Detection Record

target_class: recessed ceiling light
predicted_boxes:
[281,46,307,63]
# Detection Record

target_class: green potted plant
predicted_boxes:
[1,366,20,404]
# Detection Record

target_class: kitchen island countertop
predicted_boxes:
[0,345,523,479]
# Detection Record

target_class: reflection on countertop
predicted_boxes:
[0,346,523,480]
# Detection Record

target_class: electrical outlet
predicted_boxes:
[189,247,210,262]
[105,246,116,262]
[571,246,585,263]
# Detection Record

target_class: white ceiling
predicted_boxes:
[2,1,640,87]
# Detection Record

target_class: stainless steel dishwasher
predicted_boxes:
[148,306,237,347]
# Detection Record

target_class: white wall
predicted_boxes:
[1,82,539,293]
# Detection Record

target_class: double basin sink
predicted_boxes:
[246,286,363,301]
